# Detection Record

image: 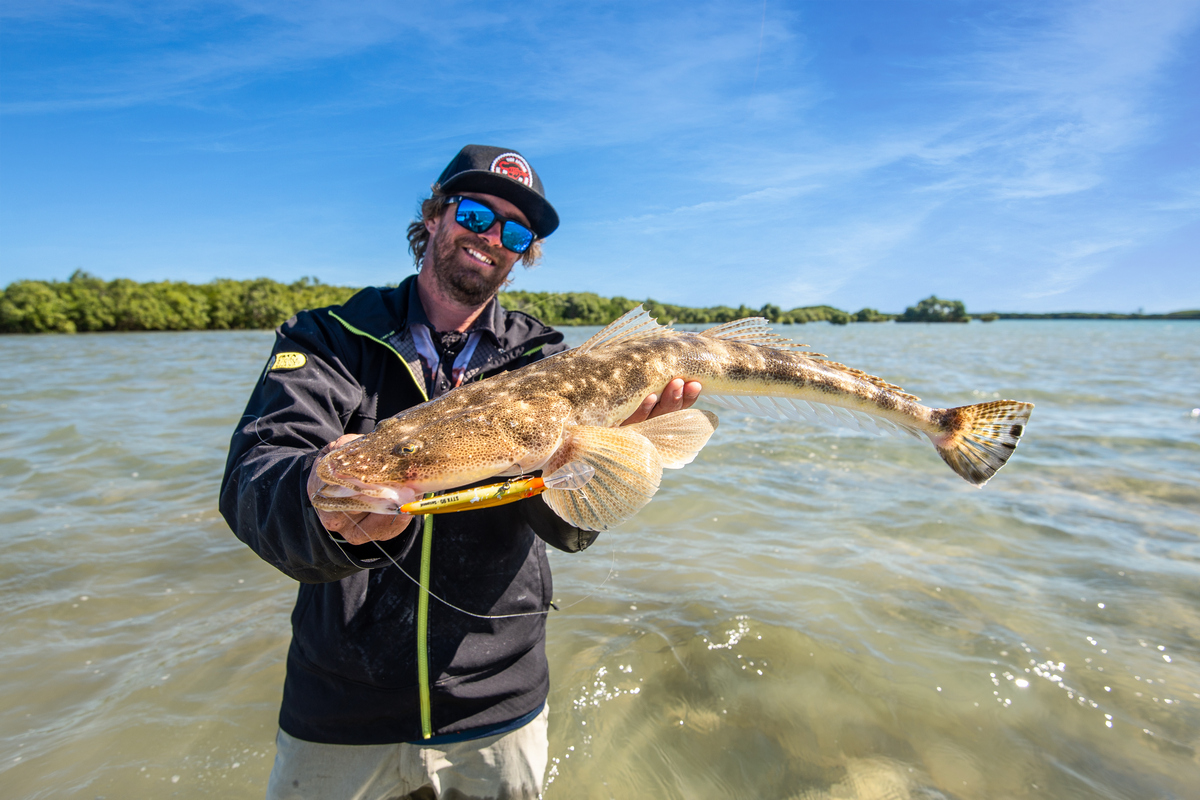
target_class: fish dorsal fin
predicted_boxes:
[624,408,719,469]
[542,425,663,531]
[702,317,916,400]
[701,317,821,354]
[819,360,918,400]
[575,305,669,354]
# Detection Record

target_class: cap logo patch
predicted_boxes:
[490,153,533,187]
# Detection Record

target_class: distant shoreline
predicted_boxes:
[973,311,1200,320]
[2,273,1196,333]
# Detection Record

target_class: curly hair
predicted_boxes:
[406,186,543,270]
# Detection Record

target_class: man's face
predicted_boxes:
[423,192,528,307]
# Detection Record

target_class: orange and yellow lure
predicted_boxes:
[398,462,595,516]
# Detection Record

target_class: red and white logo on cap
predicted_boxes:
[489,153,533,186]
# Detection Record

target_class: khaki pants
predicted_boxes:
[265,705,549,800]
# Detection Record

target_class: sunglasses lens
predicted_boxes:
[453,197,535,254]
[455,198,495,234]
[501,222,534,254]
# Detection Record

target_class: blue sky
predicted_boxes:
[2,1,1198,313]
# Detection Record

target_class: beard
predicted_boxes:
[424,227,515,307]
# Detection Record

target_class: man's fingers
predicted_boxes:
[619,379,705,426]
[620,393,657,426]
[316,433,362,460]
[643,378,704,420]
[323,509,415,546]
[328,433,362,451]
[645,378,686,419]
[339,512,415,546]
[317,507,363,533]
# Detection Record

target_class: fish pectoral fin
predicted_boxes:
[543,426,664,532]
[624,409,719,469]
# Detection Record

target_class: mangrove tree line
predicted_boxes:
[1,273,887,333]
[7,274,1190,334]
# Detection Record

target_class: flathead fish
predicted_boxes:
[312,307,1033,531]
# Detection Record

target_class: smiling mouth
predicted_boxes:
[464,246,495,266]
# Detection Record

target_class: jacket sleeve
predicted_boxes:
[219,311,419,583]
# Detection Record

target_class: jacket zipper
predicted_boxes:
[416,514,434,740]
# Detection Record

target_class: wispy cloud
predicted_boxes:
[1025,238,1136,298]
[2,1,443,112]
[3,1,1198,311]
[551,0,1200,308]
[934,1,1200,195]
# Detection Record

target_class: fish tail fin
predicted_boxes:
[934,400,1034,486]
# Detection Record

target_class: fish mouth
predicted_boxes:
[313,467,419,513]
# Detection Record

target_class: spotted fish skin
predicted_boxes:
[313,307,1033,530]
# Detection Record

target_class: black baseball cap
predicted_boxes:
[434,145,559,238]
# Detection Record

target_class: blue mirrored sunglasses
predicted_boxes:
[446,196,536,254]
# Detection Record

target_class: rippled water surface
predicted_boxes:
[2,321,1198,799]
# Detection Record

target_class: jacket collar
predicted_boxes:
[400,275,506,344]
[332,275,564,366]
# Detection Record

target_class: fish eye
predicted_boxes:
[394,442,421,456]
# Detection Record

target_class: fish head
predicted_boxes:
[312,394,571,512]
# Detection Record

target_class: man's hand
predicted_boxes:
[307,434,415,546]
[620,378,703,426]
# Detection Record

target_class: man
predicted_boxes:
[220,144,700,799]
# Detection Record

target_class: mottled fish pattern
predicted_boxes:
[313,307,1034,531]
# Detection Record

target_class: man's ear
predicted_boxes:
[424,214,440,236]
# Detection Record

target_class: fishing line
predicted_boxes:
[242,413,271,447]
[328,512,619,620]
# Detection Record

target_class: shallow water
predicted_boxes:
[2,321,1198,799]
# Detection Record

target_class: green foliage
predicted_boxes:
[23,275,1183,334]
[1,275,903,334]
[983,310,1200,320]
[759,304,783,323]
[104,278,211,331]
[61,270,115,331]
[498,291,637,326]
[979,313,1000,322]
[898,295,971,323]
[778,305,848,324]
[0,273,357,334]
[0,280,77,333]
[854,307,893,322]
[497,291,860,327]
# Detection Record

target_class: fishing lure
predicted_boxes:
[399,462,596,515]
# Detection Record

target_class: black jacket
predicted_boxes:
[219,277,592,745]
